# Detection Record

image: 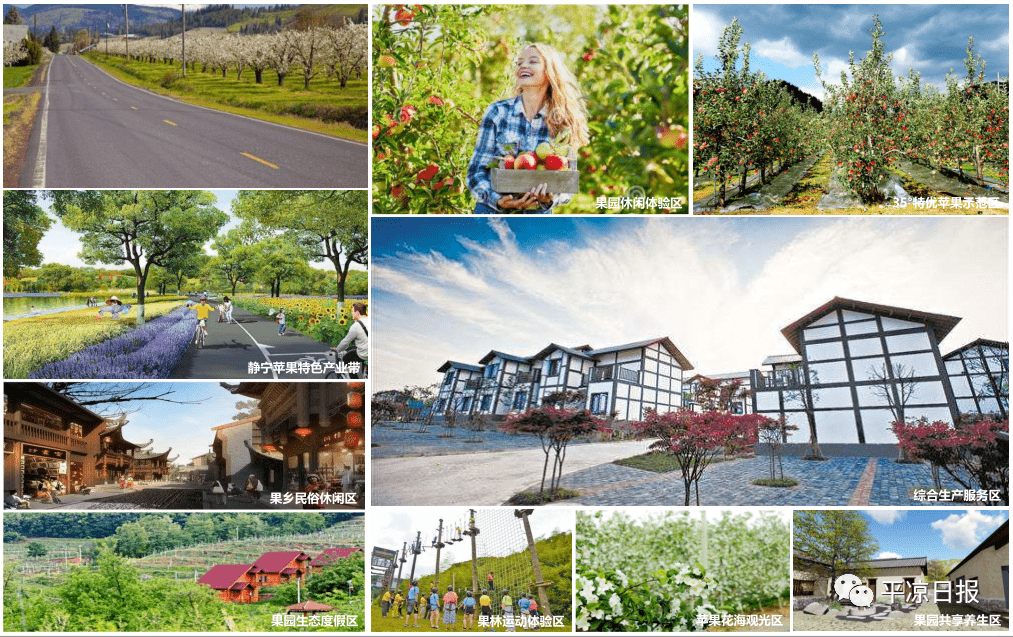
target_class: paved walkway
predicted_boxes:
[170,305,333,379]
[371,422,564,458]
[371,439,654,506]
[555,456,966,506]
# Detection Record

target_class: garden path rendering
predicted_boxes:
[170,305,337,380]
[370,424,971,507]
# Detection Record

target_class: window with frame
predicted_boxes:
[460,397,472,412]
[480,395,492,411]
[443,372,455,386]
[546,360,560,376]
[512,392,527,410]
[590,393,609,414]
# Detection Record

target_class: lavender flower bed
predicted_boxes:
[29,308,198,379]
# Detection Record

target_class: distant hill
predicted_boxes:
[6,4,180,35]
[772,79,823,113]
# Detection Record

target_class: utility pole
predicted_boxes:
[515,509,551,617]
[433,519,445,589]
[181,4,186,77]
[123,4,128,59]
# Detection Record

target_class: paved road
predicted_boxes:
[24,54,367,188]
[370,440,654,506]
[171,305,337,380]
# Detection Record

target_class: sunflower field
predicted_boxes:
[232,297,367,346]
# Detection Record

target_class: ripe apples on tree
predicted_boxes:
[416,164,439,182]
[378,54,396,68]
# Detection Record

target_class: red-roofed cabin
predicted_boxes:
[198,564,264,603]
[254,551,311,585]
[310,547,364,568]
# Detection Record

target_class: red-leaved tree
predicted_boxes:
[503,407,602,499]
[634,409,758,505]
[892,417,1009,505]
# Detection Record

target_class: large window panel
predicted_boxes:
[855,357,888,382]
[879,316,923,331]
[978,397,1001,414]
[908,380,948,405]
[809,361,849,384]
[956,398,979,414]
[849,337,885,358]
[810,311,840,327]
[890,352,939,377]
[948,375,972,397]
[814,409,861,443]
[844,319,879,336]
[905,406,953,424]
[855,385,891,408]
[806,340,845,361]
[756,391,780,411]
[986,356,1008,373]
[813,386,853,409]
[885,331,931,354]
[840,310,875,322]
[858,408,899,443]
[804,324,842,341]
[945,359,966,374]
[970,374,995,397]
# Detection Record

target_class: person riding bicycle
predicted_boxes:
[332,302,368,376]
[190,296,218,343]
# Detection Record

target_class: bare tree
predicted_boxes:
[867,362,920,462]
[783,364,824,460]
[46,382,210,417]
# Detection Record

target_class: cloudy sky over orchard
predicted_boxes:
[371,217,1007,391]
[694,5,1010,101]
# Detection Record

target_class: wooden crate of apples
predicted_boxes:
[491,141,578,194]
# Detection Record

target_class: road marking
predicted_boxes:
[163,120,177,126]
[241,152,279,169]
[113,98,118,101]
[31,56,52,187]
[230,321,278,379]
[130,106,137,110]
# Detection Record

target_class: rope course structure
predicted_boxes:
[385,509,554,617]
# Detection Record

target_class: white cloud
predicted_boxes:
[373,218,1007,391]
[866,510,907,525]
[931,511,1007,551]
[691,9,723,59]
[875,551,903,560]
[753,36,811,69]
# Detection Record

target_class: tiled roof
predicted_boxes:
[437,360,483,373]
[859,557,928,570]
[762,354,802,366]
[942,338,1009,361]
[254,551,309,573]
[198,564,256,590]
[285,600,333,612]
[587,337,694,370]
[310,547,363,566]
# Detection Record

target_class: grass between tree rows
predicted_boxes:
[694,154,1003,214]
[81,52,368,142]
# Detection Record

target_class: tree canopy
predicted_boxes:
[3,191,52,278]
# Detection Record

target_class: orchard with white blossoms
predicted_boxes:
[576,510,790,631]
[3,38,29,66]
[92,23,367,90]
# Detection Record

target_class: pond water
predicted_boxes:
[3,295,88,319]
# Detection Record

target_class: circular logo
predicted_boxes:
[834,573,863,600]
[625,185,646,200]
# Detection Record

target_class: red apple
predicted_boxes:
[503,154,515,169]
[544,155,566,171]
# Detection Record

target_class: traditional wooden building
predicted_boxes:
[434,337,693,421]
[309,547,364,568]
[3,383,105,495]
[198,563,265,603]
[683,372,754,414]
[221,383,365,498]
[132,447,175,481]
[211,416,284,493]
[253,551,311,585]
[95,418,150,484]
[948,520,1009,612]
[752,298,966,444]
[942,339,1009,420]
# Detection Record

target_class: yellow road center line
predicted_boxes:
[241,152,279,170]
[163,120,177,126]
[130,106,138,110]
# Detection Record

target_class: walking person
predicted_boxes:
[221,295,234,324]
[276,309,287,335]
[381,589,391,617]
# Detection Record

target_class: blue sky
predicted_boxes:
[371,217,1007,390]
[75,382,246,462]
[694,5,1010,101]
[860,510,1008,559]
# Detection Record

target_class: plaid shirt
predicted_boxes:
[467,96,570,210]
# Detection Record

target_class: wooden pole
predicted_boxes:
[516,509,551,617]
